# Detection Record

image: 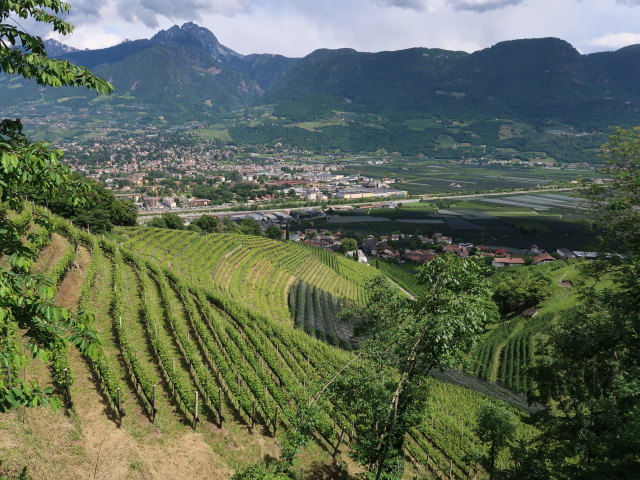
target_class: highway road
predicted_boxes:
[137,187,574,223]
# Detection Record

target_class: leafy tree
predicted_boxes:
[186,222,202,233]
[147,216,166,228]
[518,296,640,479]
[340,237,357,254]
[0,2,112,94]
[71,208,113,234]
[239,217,262,236]
[1,0,111,411]
[110,198,138,227]
[49,177,137,233]
[223,216,241,233]
[327,364,415,480]
[192,214,219,233]
[336,254,498,479]
[230,405,325,480]
[510,128,640,479]
[583,127,640,253]
[474,404,518,479]
[492,269,551,315]
[264,223,282,240]
[148,212,184,230]
[343,231,365,244]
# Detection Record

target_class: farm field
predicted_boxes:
[2,204,537,479]
[319,192,597,251]
[190,125,233,141]
[340,161,597,195]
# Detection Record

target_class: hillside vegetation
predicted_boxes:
[467,261,615,396]
[119,228,378,339]
[4,25,640,160]
[0,205,536,479]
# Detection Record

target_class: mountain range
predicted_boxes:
[3,22,640,153]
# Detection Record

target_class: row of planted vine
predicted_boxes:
[118,227,496,476]
[15,205,76,404]
[496,314,548,395]
[50,222,308,433]
[35,218,538,479]
[288,280,352,349]
[119,228,377,319]
[52,218,127,418]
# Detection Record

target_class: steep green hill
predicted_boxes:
[118,227,378,347]
[1,205,537,479]
[260,37,640,128]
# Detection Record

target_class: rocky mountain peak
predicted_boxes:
[43,38,78,57]
[151,22,242,62]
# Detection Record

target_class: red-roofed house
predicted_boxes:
[380,248,399,258]
[443,245,462,254]
[533,253,555,265]
[433,233,452,245]
[492,257,525,268]
[404,249,437,263]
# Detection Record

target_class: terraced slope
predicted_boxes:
[119,228,379,326]
[2,209,536,479]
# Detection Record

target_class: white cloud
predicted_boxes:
[66,0,253,28]
[43,0,640,56]
[589,32,640,49]
[447,0,525,12]
[49,30,123,50]
[116,0,254,28]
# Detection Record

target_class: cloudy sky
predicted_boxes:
[47,0,640,56]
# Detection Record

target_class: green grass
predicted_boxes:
[191,127,232,141]
[287,119,347,131]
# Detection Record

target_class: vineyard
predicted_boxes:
[288,280,351,349]
[119,228,378,324]
[467,261,610,395]
[3,208,536,479]
[374,259,427,298]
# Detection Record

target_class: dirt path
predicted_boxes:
[55,245,90,308]
[68,349,150,479]
[32,232,68,275]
